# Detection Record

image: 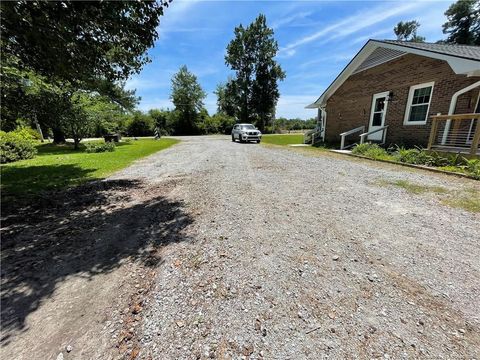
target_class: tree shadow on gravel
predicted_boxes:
[0,179,193,345]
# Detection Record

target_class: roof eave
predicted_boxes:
[376,41,480,75]
[305,39,379,108]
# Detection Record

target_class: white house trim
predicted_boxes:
[403,82,435,126]
[368,91,390,140]
[441,80,480,144]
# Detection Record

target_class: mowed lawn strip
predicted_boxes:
[261,134,304,145]
[1,138,179,199]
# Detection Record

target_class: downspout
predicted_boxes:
[441,80,480,145]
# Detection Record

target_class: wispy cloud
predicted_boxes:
[156,0,203,41]
[271,11,312,30]
[350,27,394,44]
[298,52,356,70]
[279,2,425,57]
[125,78,170,91]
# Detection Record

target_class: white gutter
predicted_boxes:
[441,80,480,144]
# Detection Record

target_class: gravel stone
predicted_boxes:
[110,135,480,359]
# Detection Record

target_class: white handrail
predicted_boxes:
[340,126,364,150]
[359,125,389,145]
[304,129,324,145]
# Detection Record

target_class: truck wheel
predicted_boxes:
[257,140,261,143]
[232,134,235,142]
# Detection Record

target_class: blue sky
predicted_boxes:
[127,0,453,119]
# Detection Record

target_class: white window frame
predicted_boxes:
[403,81,435,125]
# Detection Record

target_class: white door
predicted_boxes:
[368,92,389,141]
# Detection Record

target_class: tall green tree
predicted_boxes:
[394,20,426,42]
[170,66,207,135]
[214,80,237,117]
[149,109,170,135]
[442,0,480,45]
[62,92,97,149]
[0,1,170,86]
[225,14,285,131]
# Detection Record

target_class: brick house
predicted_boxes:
[306,40,480,152]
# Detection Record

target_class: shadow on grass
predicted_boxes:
[36,141,133,155]
[0,179,193,345]
[36,142,86,155]
[1,164,96,201]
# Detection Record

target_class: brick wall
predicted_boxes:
[324,53,480,147]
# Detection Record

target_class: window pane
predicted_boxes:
[374,97,385,112]
[408,104,428,122]
[372,112,383,126]
[412,86,432,105]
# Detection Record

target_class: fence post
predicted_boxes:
[470,119,480,155]
[427,114,440,150]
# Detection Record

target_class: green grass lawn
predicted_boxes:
[262,134,304,145]
[1,138,179,200]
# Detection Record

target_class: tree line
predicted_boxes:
[5,1,473,148]
[160,14,287,135]
[1,3,294,145]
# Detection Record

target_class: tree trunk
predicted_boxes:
[73,138,80,150]
[52,128,66,144]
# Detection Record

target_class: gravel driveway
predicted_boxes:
[2,135,478,360]
[113,135,480,359]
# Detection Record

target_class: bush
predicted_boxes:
[393,147,421,164]
[393,146,437,166]
[126,112,154,137]
[14,127,43,141]
[393,147,469,168]
[0,130,38,163]
[84,141,116,153]
[462,158,480,179]
[198,113,236,135]
[352,143,390,160]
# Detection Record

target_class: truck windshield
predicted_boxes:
[240,125,255,130]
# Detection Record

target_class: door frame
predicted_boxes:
[466,90,480,144]
[368,91,389,141]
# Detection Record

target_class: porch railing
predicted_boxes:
[304,128,324,145]
[340,126,364,150]
[359,125,388,145]
[427,113,480,155]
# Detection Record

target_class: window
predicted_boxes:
[404,82,434,125]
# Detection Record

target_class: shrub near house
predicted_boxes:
[0,129,38,163]
[352,143,480,179]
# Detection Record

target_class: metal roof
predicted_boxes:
[379,40,480,61]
